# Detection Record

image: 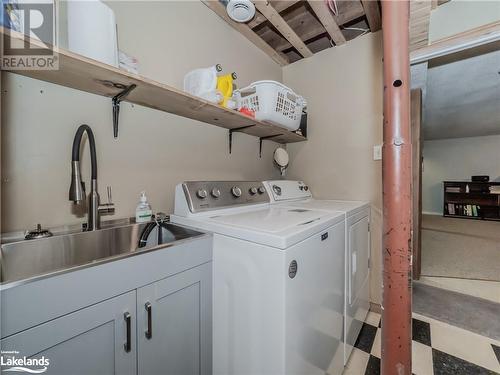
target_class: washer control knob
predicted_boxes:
[272,185,282,196]
[211,188,221,198]
[249,187,258,195]
[196,189,208,199]
[299,186,304,191]
[258,186,266,194]
[231,186,242,198]
[304,186,309,191]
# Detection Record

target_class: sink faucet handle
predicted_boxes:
[107,186,113,204]
[98,186,115,216]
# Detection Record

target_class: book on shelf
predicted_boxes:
[446,203,481,217]
[443,181,498,220]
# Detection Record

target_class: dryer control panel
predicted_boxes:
[181,181,270,213]
[263,180,312,202]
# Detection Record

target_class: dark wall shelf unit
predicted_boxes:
[443,181,500,221]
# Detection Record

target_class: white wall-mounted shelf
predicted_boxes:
[0,27,306,144]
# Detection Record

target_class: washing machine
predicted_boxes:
[170,181,346,375]
[263,180,371,365]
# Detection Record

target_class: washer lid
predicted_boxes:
[208,206,329,233]
[182,205,346,249]
[280,200,370,216]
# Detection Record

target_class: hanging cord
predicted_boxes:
[325,0,338,15]
[344,26,370,35]
[329,26,370,46]
[324,0,369,46]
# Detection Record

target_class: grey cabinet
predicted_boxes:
[1,291,137,375]
[137,262,212,375]
[1,249,212,375]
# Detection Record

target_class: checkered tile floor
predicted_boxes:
[343,311,500,375]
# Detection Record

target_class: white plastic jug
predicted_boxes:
[183,64,223,104]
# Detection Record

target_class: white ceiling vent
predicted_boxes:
[226,0,256,23]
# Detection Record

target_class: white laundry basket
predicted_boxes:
[235,80,306,131]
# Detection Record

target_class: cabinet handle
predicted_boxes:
[124,312,132,353]
[145,302,152,339]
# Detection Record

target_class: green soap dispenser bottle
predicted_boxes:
[136,191,152,223]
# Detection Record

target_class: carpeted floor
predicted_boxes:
[421,214,500,281]
[413,283,500,342]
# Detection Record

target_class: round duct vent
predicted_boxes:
[226,0,256,23]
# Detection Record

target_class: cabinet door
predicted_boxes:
[1,291,136,375]
[137,262,212,375]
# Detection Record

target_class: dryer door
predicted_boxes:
[349,216,369,306]
[345,213,370,365]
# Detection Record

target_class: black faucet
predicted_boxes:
[69,124,114,230]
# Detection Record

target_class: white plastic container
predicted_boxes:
[234,80,306,131]
[135,191,152,223]
[66,0,119,67]
[183,65,223,104]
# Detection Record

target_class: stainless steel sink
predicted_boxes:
[0,222,205,286]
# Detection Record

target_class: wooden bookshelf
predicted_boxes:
[0,27,306,144]
[443,181,500,221]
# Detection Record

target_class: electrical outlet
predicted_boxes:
[373,144,382,160]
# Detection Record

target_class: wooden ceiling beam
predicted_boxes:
[409,0,432,51]
[361,0,381,32]
[253,0,314,57]
[202,0,289,66]
[306,0,346,45]
[260,3,327,52]
[333,1,366,26]
[248,0,302,28]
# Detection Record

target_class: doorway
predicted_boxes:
[410,24,500,338]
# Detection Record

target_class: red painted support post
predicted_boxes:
[381,1,412,375]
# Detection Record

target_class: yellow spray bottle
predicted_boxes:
[217,72,237,108]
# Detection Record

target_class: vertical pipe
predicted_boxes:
[381,1,412,375]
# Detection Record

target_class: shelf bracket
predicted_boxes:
[259,134,283,158]
[228,125,255,154]
[112,84,137,139]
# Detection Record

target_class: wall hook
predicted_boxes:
[112,84,137,139]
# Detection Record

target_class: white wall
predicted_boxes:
[1,1,282,232]
[422,134,500,214]
[282,32,383,304]
[429,0,500,42]
[0,2,383,306]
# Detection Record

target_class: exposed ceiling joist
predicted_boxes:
[262,3,327,52]
[333,1,366,26]
[361,0,381,32]
[202,0,289,66]
[306,0,346,45]
[203,0,395,65]
[409,0,432,51]
[248,0,301,28]
[253,1,314,57]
